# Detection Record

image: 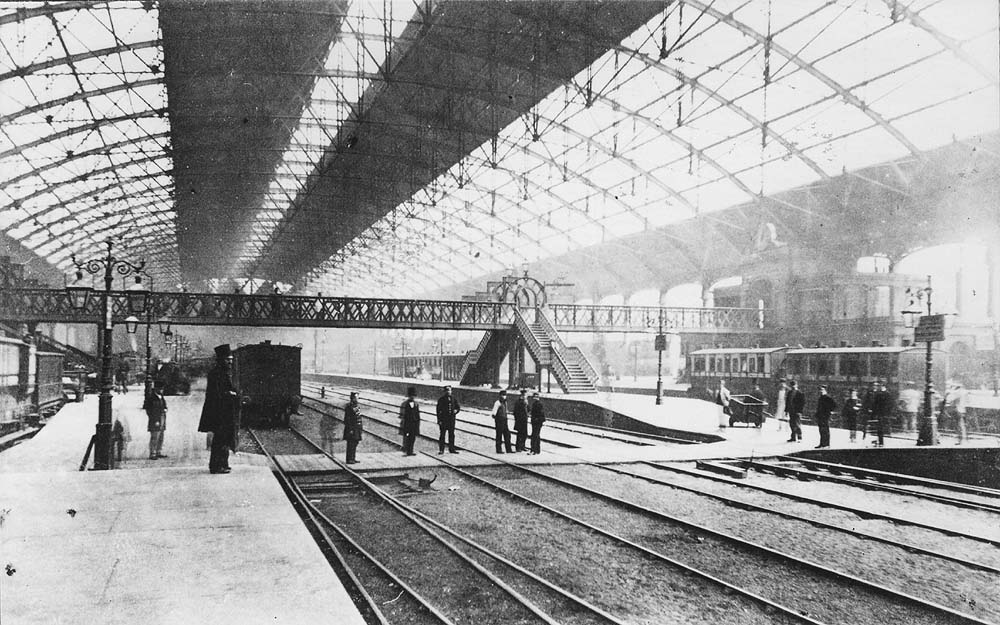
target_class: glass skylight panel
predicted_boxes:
[895,90,999,149]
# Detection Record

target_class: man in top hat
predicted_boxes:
[198,344,241,473]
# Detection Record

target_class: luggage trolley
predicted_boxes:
[728,394,767,427]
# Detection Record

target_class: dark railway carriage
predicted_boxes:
[34,350,65,417]
[0,336,65,433]
[232,341,301,426]
[687,345,948,416]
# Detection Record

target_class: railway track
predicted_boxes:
[249,427,641,625]
[299,387,997,625]
[639,461,1000,549]
[740,458,1000,514]
[303,382,695,447]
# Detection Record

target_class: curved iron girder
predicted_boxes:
[2,131,170,191]
[3,154,171,226]
[53,229,176,274]
[617,45,828,182]
[0,39,161,83]
[0,2,107,27]
[18,194,174,248]
[884,0,997,84]
[38,196,175,250]
[7,174,172,251]
[0,77,162,126]
[684,0,922,158]
[243,121,636,280]
[411,21,826,198]
[278,153,607,290]
[0,109,165,161]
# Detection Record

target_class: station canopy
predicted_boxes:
[1,1,997,297]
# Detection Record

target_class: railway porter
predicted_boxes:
[198,344,241,474]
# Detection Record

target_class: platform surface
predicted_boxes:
[0,390,364,625]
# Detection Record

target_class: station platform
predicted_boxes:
[0,391,365,625]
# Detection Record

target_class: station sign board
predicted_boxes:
[654,334,667,351]
[914,314,946,343]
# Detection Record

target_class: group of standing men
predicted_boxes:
[490,388,546,454]
[397,385,547,456]
[772,378,897,448]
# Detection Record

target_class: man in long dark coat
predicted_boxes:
[814,385,837,448]
[785,380,805,443]
[512,388,530,452]
[529,391,545,455]
[143,379,168,459]
[399,386,420,456]
[871,379,894,448]
[435,385,460,454]
[343,392,363,464]
[491,389,513,454]
[198,344,241,474]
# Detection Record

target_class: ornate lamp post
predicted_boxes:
[126,275,154,395]
[67,241,145,470]
[902,276,941,446]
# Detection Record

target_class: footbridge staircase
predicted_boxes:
[460,308,599,394]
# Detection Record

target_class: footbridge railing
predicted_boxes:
[547,304,767,333]
[0,288,769,333]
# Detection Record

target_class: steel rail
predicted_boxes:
[306,389,996,624]
[743,459,1000,515]
[304,388,579,449]
[282,419,780,625]
[274,427,619,625]
[434,459,994,625]
[302,391,834,625]
[781,455,1000,500]
[308,384,674,449]
[306,381,699,446]
[587,461,1000,575]
[641,461,1000,548]
[244,428,396,625]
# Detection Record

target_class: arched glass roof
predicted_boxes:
[0,1,176,286]
[303,0,999,297]
[0,1,996,296]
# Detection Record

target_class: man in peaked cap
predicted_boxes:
[198,344,241,473]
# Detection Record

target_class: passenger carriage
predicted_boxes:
[687,345,948,421]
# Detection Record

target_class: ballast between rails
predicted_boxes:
[253,425,629,625]
[304,386,998,624]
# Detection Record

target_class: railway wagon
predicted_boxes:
[232,341,301,426]
[687,345,948,417]
[154,361,191,395]
[0,337,65,434]
[34,350,65,418]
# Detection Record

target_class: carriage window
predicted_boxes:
[708,357,716,373]
[840,354,862,377]
[870,354,892,378]
[748,355,757,373]
[693,356,705,373]
[741,355,749,373]
[815,356,833,377]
